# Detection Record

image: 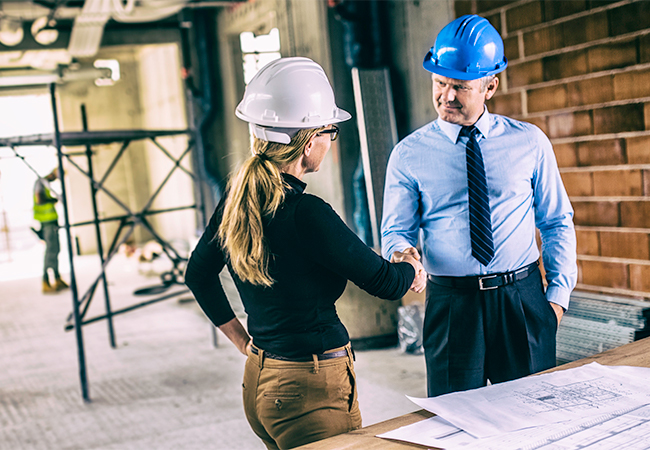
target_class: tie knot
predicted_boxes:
[460,125,479,139]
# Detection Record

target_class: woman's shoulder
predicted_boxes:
[294,193,333,212]
[292,193,342,227]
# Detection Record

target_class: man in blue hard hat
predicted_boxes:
[381,15,577,397]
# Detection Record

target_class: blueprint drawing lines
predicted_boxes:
[526,404,650,450]
[517,378,624,411]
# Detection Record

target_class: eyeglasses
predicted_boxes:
[317,125,339,141]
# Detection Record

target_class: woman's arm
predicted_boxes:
[219,318,251,355]
[185,201,237,328]
[295,195,418,299]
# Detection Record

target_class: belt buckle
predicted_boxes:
[478,274,498,290]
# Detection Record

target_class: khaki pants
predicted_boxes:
[243,344,362,449]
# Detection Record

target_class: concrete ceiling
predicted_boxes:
[0,1,244,70]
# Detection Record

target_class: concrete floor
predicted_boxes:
[0,250,426,450]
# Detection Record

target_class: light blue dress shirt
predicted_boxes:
[381,109,577,310]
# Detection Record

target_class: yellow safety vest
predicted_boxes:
[33,182,58,223]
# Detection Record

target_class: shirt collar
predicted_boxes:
[437,106,491,144]
[282,172,306,194]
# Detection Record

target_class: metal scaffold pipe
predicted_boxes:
[50,83,90,402]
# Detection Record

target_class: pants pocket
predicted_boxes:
[262,391,303,415]
[522,274,557,330]
[514,272,557,374]
[343,363,357,413]
[259,370,305,423]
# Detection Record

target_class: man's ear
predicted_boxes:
[484,76,499,101]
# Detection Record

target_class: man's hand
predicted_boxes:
[392,247,426,293]
[550,302,564,326]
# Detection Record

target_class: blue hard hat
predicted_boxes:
[423,15,507,80]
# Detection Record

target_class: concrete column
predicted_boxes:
[58,47,151,255]
[136,43,195,247]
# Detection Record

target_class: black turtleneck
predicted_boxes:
[185,173,415,358]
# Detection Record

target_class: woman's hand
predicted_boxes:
[391,247,426,293]
[406,256,427,293]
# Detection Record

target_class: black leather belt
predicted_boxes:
[250,345,350,362]
[427,261,539,291]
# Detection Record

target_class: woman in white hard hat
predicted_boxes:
[185,57,425,450]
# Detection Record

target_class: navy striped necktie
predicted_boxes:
[461,125,494,266]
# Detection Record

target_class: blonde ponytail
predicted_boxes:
[218,127,325,286]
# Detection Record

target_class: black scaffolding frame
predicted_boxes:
[0,83,207,402]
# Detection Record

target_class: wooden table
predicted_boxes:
[296,336,650,449]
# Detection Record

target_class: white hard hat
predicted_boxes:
[235,57,351,144]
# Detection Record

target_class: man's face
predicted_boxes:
[431,75,498,126]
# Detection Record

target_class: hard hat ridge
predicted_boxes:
[423,14,508,81]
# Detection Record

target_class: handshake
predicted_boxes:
[391,247,427,293]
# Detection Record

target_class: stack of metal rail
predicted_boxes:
[556,291,650,364]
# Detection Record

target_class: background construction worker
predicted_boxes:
[33,167,68,293]
[381,15,577,397]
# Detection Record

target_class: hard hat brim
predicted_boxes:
[423,58,508,81]
[235,106,352,129]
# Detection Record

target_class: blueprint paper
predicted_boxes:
[378,365,650,449]
[601,364,650,379]
[377,407,650,449]
[458,403,650,450]
[377,405,650,449]
[376,415,476,448]
[407,362,650,439]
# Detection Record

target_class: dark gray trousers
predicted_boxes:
[423,267,557,397]
[42,221,60,278]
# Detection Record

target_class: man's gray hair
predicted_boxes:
[480,75,497,92]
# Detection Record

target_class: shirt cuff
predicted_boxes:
[382,240,413,260]
[545,285,571,311]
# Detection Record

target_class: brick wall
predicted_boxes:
[458,0,650,299]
